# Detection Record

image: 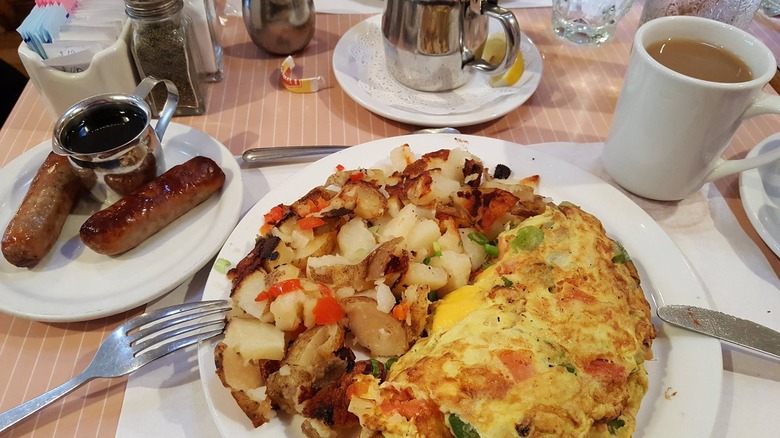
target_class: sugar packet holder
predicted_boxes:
[18,19,139,118]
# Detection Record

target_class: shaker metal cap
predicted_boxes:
[125,0,183,19]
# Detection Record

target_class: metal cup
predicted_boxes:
[52,76,179,204]
[242,0,316,55]
[382,0,521,92]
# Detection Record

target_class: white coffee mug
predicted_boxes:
[603,16,780,201]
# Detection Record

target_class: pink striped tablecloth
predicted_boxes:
[0,5,778,437]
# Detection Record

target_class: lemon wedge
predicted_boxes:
[481,33,525,88]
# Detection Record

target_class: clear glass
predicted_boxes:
[129,9,206,116]
[759,0,780,16]
[184,0,224,82]
[552,0,634,44]
[639,0,762,29]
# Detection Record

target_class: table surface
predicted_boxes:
[1,4,779,437]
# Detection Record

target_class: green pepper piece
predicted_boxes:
[510,226,544,251]
[611,241,630,264]
[448,414,481,438]
[385,357,398,371]
[369,358,381,377]
[607,419,625,435]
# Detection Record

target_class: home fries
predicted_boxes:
[214,144,655,438]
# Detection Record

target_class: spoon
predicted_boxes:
[241,127,460,165]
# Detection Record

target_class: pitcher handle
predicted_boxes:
[131,76,179,141]
[466,0,521,76]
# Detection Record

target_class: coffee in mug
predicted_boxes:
[645,39,753,83]
[602,16,780,201]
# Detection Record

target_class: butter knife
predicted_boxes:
[657,305,780,360]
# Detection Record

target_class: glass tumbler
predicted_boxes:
[552,0,634,44]
[639,0,762,29]
[759,0,780,16]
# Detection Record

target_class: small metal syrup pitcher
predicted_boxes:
[242,0,316,55]
[52,76,179,204]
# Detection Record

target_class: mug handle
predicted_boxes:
[466,0,521,76]
[131,76,180,141]
[705,94,780,182]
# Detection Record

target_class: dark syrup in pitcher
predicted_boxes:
[63,104,147,154]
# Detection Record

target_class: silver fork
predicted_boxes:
[0,299,231,433]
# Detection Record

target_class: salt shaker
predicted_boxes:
[126,0,206,116]
[242,0,315,55]
[185,0,224,82]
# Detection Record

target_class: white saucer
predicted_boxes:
[332,15,543,127]
[739,133,780,257]
[0,123,243,322]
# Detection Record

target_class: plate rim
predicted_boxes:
[197,134,722,438]
[332,14,543,127]
[739,133,780,258]
[0,122,243,322]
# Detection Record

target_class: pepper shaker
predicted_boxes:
[126,0,206,116]
[242,0,315,55]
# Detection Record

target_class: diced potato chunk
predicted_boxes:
[293,231,337,269]
[224,318,286,362]
[269,290,306,331]
[379,204,423,241]
[407,170,461,207]
[406,219,441,257]
[429,250,472,294]
[307,254,370,290]
[459,227,487,271]
[439,149,475,181]
[337,218,377,261]
[390,144,414,173]
[401,262,448,291]
[438,224,463,252]
[233,270,268,320]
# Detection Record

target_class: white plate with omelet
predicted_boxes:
[198,134,722,438]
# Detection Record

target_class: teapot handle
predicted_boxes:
[131,76,179,141]
[466,1,521,76]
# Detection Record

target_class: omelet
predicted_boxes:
[348,203,655,438]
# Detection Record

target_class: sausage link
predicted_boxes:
[2,153,82,268]
[80,156,226,255]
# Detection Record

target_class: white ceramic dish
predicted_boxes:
[0,122,243,322]
[739,133,780,257]
[197,135,722,438]
[332,15,543,127]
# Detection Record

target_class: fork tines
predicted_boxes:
[123,300,231,360]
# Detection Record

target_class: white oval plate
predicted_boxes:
[198,135,722,438]
[0,122,243,322]
[332,15,543,127]
[739,133,780,258]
